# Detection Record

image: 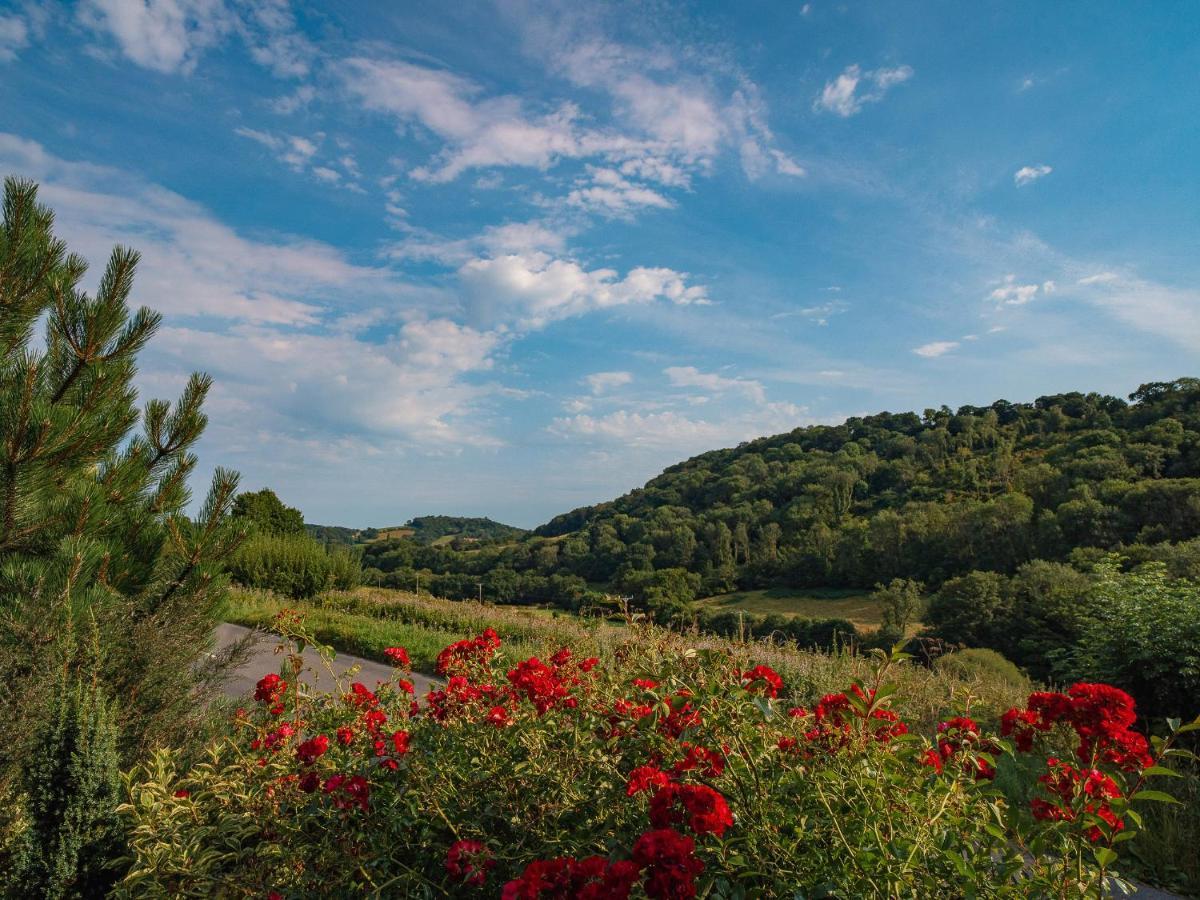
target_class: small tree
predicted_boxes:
[874,577,924,636]
[0,176,245,793]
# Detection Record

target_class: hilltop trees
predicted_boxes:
[231,487,305,536]
[0,177,244,883]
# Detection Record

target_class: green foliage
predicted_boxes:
[873,577,925,634]
[230,488,305,536]
[1054,558,1200,722]
[8,674,123,899]
[227,532,360,599]
[0,176,243,786]
[355,380,1199,629]
[933,648,1028,690]
[114,622,1183,897]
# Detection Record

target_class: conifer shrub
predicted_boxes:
[8,674,123,898]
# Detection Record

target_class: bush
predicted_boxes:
[116,616,1194,897]
[227,533,360,599]
[934,648,1028,690]
[8,676,123,898]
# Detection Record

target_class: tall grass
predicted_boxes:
[224,586,1028,732]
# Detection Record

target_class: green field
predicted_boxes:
[698,587,886,629]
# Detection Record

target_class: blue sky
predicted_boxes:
[1,1,1197,527]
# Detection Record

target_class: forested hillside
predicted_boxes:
[362,379,1199,601]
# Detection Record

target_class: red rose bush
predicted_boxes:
[115,615,1195,897]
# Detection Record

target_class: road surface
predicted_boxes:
[213,622,437,700]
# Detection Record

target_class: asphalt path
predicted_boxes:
[213,622,437,700]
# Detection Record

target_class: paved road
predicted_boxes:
[213,623,437,700]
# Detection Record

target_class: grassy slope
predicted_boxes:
[697,587,882,627]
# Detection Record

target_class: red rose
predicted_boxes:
[295,734,329,766]
[445,839,495,887]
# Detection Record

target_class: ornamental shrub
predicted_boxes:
[9,673,123,898]
[116,614,1196,897]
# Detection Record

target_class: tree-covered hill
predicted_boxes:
[533,378,1200,592]
[360,379,1200,619]
[402,515,528,544]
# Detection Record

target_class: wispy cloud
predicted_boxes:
[989,274,1055,306]
[0,12,30,63]
[664,365,765,403]
[585,371,633,394]
[1014,164,1052,186]
[913,340,959,358]
[814,64,913,117]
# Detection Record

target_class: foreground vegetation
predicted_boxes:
[116,610,1198,897]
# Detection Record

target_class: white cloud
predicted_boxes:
[913,341,959,358]
[1014,164,1052,186]
[814,64,913,117]
[0,132,416,328]
[270,84,316,115]
[0,13,30,62]
[584,371,633,394]
[388,219,568,266]
[234,127,319,171]
[458,251,709,330]
[664,366,765,403]
[989,274,1046,306]
[242,0,316,79]
[549,401,805,451]
[78,0,235,74]
[1074,271,1200,348]
[0,133,514,446]
[340,56,610,184]
[157,320,501,444]
[565,167,674,216]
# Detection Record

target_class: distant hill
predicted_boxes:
[307,516,526,548]
[401,516,528,544]
[359,378,1200,611]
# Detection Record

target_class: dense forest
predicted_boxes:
[360,379,1199,599]
[347,380,1200,709]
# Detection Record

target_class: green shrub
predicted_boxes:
[934,648,1028,690]
[9,677,123,899]
[227,533,360,599]
[116,617,1191,897]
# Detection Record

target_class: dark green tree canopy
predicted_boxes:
[232,487,306,536]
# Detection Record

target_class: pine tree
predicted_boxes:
[0,176,246,792]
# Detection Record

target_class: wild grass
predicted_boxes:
[224,586,1022,732]
[698,586,886,629]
